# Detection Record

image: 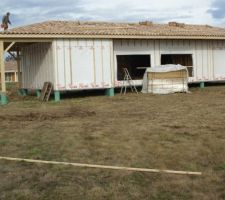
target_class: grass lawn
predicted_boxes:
[0,85,225,199]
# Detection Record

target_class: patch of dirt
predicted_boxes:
[163,125,184,129]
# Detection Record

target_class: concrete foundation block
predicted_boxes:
[105,88,115,97]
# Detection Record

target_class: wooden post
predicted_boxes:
[0,41,6,92]
[14,72,17,82]
[16,49,22,89]
[16,49,25,96]
[0,40,8,105]
[4,42,15,53]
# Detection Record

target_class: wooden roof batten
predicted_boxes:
[0,20,225,40]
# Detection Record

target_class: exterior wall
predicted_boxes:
[21,42,54,89]
[114,39,225,86]
[20,39,225,91]
[53,39,114,91]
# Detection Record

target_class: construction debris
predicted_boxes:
[168,22,185,28]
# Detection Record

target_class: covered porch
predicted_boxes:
[0,38,53,105]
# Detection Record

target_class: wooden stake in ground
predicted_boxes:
[0,156,202,176]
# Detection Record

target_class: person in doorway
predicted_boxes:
[1,12,11,31]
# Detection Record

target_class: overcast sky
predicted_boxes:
[0,0,225,28]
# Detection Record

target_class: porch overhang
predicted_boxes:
[0,37,53,105]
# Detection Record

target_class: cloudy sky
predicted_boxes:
[0,0,225,28]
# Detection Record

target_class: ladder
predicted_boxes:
[40,82,53,102]
[120,68,138,95]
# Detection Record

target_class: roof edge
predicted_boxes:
[1,34,225,40]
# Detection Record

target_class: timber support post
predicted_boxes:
[16,49,23,93]
[0,40,8,105]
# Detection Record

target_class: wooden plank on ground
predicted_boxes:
[0,156,202,176]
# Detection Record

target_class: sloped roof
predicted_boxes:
[1,20,225,40]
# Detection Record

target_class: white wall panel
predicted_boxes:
[102,41,112,87]
[70,45,78,88]
[94,40,104,88]
[194,41,203,81]
[202,42,209,80]
[72,47,94,86]
[114,39,225,84]
[53,39,113,90]
[55,40,66,90]
[213,47,225,80]
[21,42,54,89]
[64,40,72,90]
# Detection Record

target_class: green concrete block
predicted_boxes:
[23,89,28,96]
[105,88,114,97]
[36,90,41,98]
[18,89,28,96]
[200,82,205,89]
[54,91,60,102]
[17,89,23,96]
[0,93,9,105]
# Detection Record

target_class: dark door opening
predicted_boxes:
[161,54,193,77]
[117,55,151,80]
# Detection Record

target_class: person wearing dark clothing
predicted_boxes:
[2,12,11,30]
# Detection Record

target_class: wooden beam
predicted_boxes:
[0,156,202,176]
[0,38,53,43]
[0,41,6,93]
[8,51,17,60]
[4,41,15,53]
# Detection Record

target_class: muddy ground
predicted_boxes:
[0,85,225,199]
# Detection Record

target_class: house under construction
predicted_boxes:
[1,21,225,104]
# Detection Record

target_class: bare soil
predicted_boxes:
[0,85,225,200]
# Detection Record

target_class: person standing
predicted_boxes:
[2,12,11,31]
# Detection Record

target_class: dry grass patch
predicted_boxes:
[0,86,225,199]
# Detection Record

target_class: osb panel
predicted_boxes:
[148,71,188,79]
